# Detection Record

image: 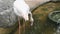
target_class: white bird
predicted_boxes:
[13,0,34,26]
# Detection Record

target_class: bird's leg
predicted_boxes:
[29,12,34,26]
[18,17,20,34]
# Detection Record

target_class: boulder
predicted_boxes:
[0,0,18,34]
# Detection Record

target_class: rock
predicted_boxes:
[0,0,18,34]
[0,0,17,28]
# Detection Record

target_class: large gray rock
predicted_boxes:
[0,0,17,28]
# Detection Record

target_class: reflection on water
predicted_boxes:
[49,11,60,34]
[55,19,60,34]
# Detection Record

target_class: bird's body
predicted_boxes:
[14,0,28,18]
[13,0,34,25]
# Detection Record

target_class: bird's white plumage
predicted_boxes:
[13,0,34,25]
